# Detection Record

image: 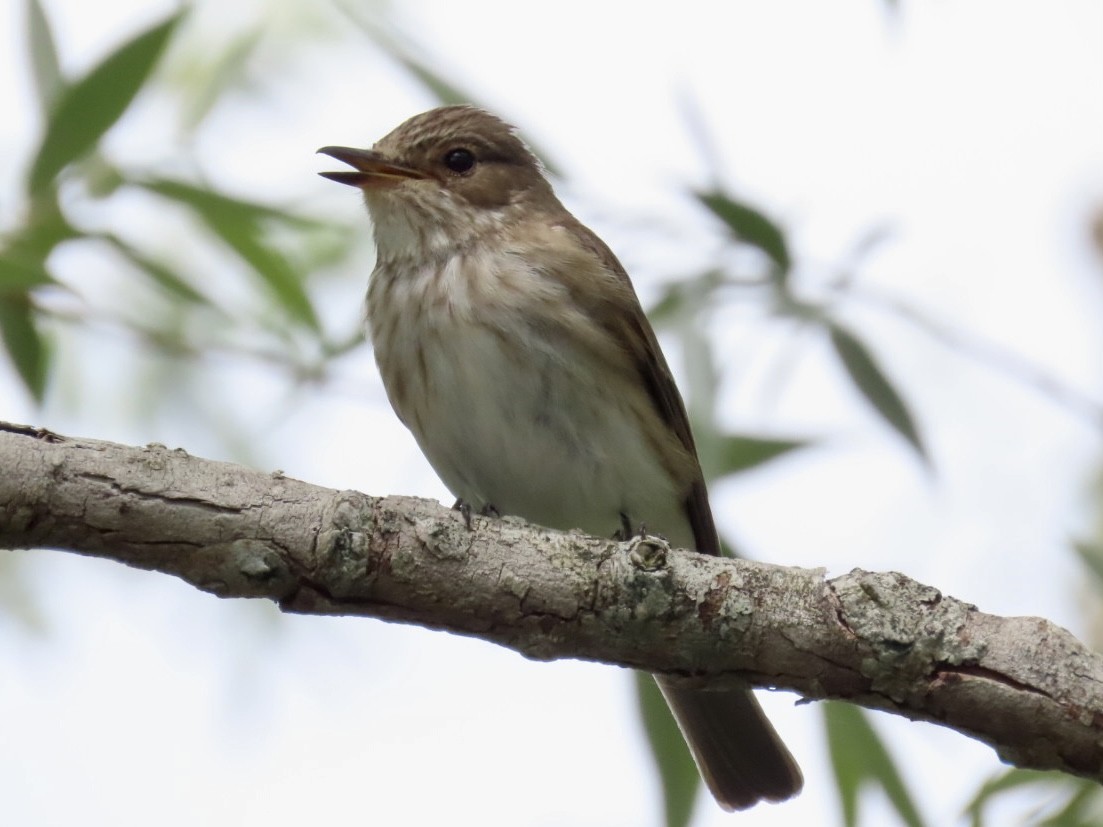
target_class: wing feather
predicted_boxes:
[553,215,722,557]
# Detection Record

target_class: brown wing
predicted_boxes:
[556,215,722,558]
[550,215,803,809]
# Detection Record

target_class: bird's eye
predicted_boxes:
[443,148,477,174]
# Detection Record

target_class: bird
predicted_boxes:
[318,104,802,811]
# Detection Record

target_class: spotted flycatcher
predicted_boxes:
[318,105,802,810]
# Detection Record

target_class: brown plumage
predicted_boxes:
[319,105,802,811]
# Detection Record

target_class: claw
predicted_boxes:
[452,498,474,530]
[613,511,634,541]
[451,499,501,529]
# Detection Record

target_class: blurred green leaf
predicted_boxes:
[139,178,319,329]
[1073,541,1103,588]
[26,0,64,116]
[833,224,895,289]
[177,28,262,132]
[291,222,360,274]
[1073,540,1103,586]
[1040,781,1103,827]
[697,190,791,277]
[347,17,470,109]
[648,270,726,325]
[335,3,562,177]
[676,90,726,189]
[636,673,699,827]
[824,702,927,827]
[682,309,720,436]
[964,769,1103,827]
[0,194,78,300]
[0,553,47,635]
[828,322,927,463]
[27,11,183,195]
[714,434,807,475]
[649,285,690,325]
[322,328,367,361]
[139,177,329,230]
[0,253,56,293]
[0,293,49,401]
[966,767,1055,820]
[82,156,127,200]
[100,234,212,306]
[14,192,80,260]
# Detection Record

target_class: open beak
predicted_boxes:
[317,146,429,188]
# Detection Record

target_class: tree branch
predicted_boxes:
[2,421,1101,781]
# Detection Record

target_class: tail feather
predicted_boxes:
[656,677,803,811]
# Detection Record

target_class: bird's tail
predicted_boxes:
[656,677,803,811]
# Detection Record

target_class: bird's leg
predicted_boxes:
[452,498,474,530]
[452,499,502,530]
[613,512,669,545]
[613,511,634,541]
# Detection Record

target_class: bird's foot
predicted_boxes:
[452,499,474,530]
[613,512,658,542]
[613,511,633,541]
[452,499,501,530]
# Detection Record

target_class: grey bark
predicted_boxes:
[1,421,1101,781]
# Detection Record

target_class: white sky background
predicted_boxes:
[2,1,1103,826]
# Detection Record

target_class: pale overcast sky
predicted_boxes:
[3,2,1103,826]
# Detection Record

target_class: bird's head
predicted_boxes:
[319,105,557,262]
